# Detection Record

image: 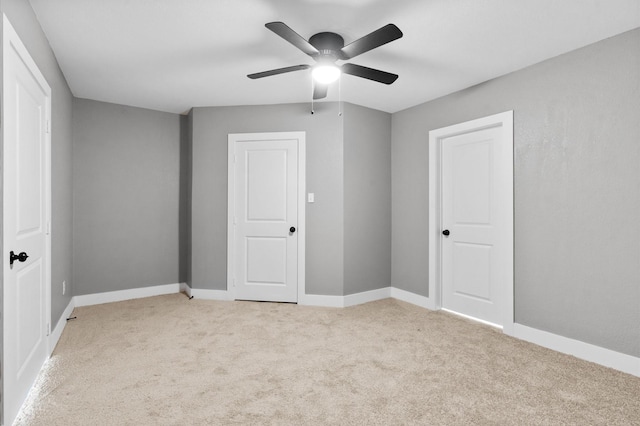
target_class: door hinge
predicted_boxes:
[46,120,51,134]
[46,221,51,235]
[46,322,50,336]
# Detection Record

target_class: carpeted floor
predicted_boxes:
[14,293,640,425]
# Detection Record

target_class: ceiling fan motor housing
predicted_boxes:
[309,32,345,61]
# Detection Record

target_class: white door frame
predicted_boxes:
[227,131,306,302]
[3,13,53,424]
[428,111,514,335]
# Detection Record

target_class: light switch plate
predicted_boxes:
[308,193,315,203]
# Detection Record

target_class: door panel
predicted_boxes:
[16,260,44,376]
[247,150,288,221]
[452,242,492,301]
[17,83,45,233]
[246,237,287,284]
[452,140,492,225]
[442,126,503,325]
[233,137,299,302]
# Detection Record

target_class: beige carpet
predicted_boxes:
[14,293,640,425]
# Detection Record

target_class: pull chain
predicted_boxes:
[338,77,343,116]
[311,80,315,115]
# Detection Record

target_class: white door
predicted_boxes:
[3,15,52,425]
[430,112,513,329]
[228,132,305,303]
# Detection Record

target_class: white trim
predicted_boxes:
[428,111,514,335]
[344,287,391,307]
[49,298,75,354]
[227,131,306,303]
[44,81,53,345]
[297,136,307,305]
[513,324,640,378]
[188,288,233,301]
[226,136,236,298]
[180,282,192,297]
[299,288,391,308]
[33,284,640,379]
[390,287,435,310]
[298,294,345,308]
[73,283,182,307]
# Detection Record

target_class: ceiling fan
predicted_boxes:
[248,22,403,100]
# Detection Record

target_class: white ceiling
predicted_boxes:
[29,0,640,115]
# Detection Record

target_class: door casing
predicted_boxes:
[428,111,514,335]
[227,131,306,302]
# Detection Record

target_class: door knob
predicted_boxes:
[289,227,296,233]
[442,229,450,236]
[9,251,29,266]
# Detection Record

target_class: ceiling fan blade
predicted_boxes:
[340,24,403,59]
[247,64,311,79]
[265,22,319,57]
[313,83,328,100]
[341,63,398,84]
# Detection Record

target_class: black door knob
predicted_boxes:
[290,227,296,233]
[442,229,450,236]
[9,251,29,266]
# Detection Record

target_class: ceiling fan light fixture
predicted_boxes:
[312,64,341,84]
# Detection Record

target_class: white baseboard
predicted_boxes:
[64,283,640,378]
[49,297,75,354]
[180,282,192,297]
[385,287,639,378]
[344,287,391,307]
[188,288,233,301]
[390,287,435,310]
[73,283,182,307]
[301,287,391,308]
[513,324,640,378]
[299,294,344,308]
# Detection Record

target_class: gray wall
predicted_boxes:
[1,0,74,331]
[343,103,392,295]
[72,99,183,295]
[391,28,640,357]
[191,102,345,295]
